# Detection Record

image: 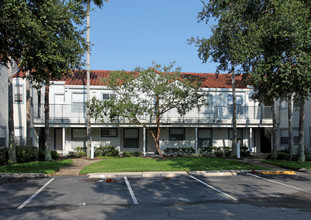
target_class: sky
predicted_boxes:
[88,0,220,73]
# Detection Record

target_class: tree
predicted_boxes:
[189,0,246,157]
[88,63,204,156]
[83,0,109,159]
[7,62,16,163]
[191,0,311,161]
[1,0,87,161]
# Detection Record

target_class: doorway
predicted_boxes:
[54,128,63,151]
[260,128,271,153]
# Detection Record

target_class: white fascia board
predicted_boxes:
[201,87,249,93]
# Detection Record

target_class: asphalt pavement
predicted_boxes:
[1,172,311,219]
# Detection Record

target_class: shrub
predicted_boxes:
[77,151,86,158]
[164,147,195,156]
[223,146,232,157]
[122,151,132,157]
[277,151,290,160]
[68,151,76,158]
[0,147,8,165]
[95,146,119,157]
[241,151,251,157]
[51,151,60,160]
[16,145,38,163]
[131,151,142,157]
[199,146,213,154]
[38,149,45,161]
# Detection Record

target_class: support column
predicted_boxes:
[143,127,146,156]
[249,128,253,153]
[195,127,198,154]
[62,127,66,155]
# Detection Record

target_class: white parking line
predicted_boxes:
[189,175,238,201]
[124,177,138,205]
[17,178,55,209]
[247,173,311,194]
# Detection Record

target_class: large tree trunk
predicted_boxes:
[231,67,237,157]
[44,83,52,161]
[288,94,294,159]
[8,63,16,164]
[271,99,279,159]
[298,97,305,162]
[86,0,92,158]
[26,72,32,146]
[155,95,163,156]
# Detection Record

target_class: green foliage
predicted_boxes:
[120,151,142,157]
[51,151,60,160]
[0,148,8,165]
[95,146,119,157]
[0,159,73,175]
[80,157,268,174]
[0,0,87,79]
[164,147,195,156]
[38,150,45,161]
[88,62,205,156]
[68,151,77,158]
[122,151,132,157]
[15,145,38,163]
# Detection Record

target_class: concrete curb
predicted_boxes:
[0,173,49,178]
[299,168,311,174]
[87,171,188,178]
[87,170,256,178]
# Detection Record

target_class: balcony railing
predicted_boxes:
[33,104,272,124]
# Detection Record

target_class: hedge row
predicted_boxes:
[0,146,59,165]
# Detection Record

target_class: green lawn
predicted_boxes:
[80,157,267,174]
[0,159,73,175]
[263,159,311,170]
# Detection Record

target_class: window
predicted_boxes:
[14,85,23,103]
[72,93,86,112]
[123,128,139,148]
[206,94,213,113]
[0,127,6,147]
[228,95,243,114]
[101,128,118,137]
[229,128,243,146]
[280,129,299,145]
[14,127,23,145]
[102,93,116,100]
[198,128,212,148]
[71,128,87,149]
[169,128,185,141]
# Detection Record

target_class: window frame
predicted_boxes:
[101,128,118,138]
[169,128,185,141]
[198,128,213,148]
[14,84,24,104]
[71,92,86,113]
[123,128,139,149]
[0,126,6,147]
[280,128,299,145]
[228,94,244,114]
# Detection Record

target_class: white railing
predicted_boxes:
[33,104,272,124]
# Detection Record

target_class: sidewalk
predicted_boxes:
[54,158,101,176]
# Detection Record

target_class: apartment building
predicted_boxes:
[7,70,279,155]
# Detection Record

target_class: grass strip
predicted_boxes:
[263,159,311,170]
[80,157,267,174]
[0,159,73,175]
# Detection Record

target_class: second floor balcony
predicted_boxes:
[32,104,273,126]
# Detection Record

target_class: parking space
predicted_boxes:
[0,177,51,209]
[126,175,229,205]
[1,172,311,211]
[28,176,132,207]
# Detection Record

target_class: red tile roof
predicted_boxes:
[14,70,248,89]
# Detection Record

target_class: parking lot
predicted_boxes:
[1,172,311,219]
